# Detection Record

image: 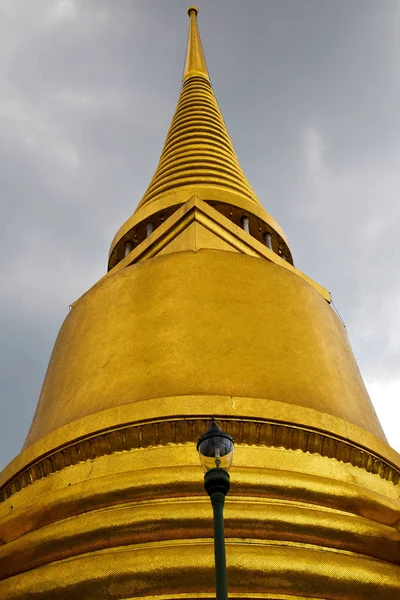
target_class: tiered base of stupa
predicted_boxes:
[1,401,399,599]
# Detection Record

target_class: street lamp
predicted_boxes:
[197,419,234,600]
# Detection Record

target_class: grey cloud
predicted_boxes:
[1,0,399,470]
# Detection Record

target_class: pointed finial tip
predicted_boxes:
[188,6,199,17]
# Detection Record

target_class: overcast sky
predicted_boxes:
[0,0,399,471]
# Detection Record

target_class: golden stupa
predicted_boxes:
[0,7,399,599]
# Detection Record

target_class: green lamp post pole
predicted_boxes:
[197,419,234,600]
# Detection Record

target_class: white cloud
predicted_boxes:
[365,379,400,453]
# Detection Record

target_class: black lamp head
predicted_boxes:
[196,418,234,472]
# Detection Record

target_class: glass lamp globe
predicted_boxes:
[196,419,234,472]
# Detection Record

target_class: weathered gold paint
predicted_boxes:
[1,7,399,599]
[23,249,382,446]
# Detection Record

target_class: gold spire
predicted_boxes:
[108,6,292,271]
[184,6,210,82]
[135,6,261,212]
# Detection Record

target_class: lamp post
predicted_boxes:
[197,419,234,600]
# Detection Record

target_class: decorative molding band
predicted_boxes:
[1,416,399,501]
[108,197,330,302]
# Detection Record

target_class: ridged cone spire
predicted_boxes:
[136,6,261,211]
